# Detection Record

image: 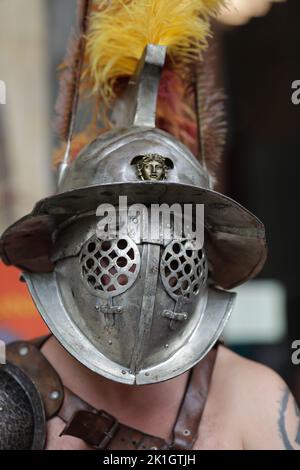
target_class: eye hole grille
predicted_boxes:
[160,240,207,301]
[80,236,140,298]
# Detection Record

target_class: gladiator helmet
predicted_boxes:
[0,0,267,384]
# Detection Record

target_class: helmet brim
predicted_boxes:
[0,181,267,289]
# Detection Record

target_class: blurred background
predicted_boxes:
[0,0,299,404]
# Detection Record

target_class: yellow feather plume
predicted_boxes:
[85,0,225,100]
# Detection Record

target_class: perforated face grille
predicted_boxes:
[160,239,208,301]
[79,236,140,298]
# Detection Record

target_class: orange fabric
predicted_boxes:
[0,262,48,340]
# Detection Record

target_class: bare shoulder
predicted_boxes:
[215,344,284,389]
[211,345,300,450]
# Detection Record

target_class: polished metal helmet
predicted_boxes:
[0,44,267,384]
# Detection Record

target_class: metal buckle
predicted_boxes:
[95,410,119,450]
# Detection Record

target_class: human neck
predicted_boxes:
[42,336,189,429]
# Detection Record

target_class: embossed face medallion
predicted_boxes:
[132,154,173,181]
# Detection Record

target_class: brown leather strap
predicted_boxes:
[59,387,167,450]
[172,346,218,449]
[30,334,52,350]
[59,386,93,422]
[6,339,64,419]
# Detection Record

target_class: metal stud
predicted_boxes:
[19,346,29,357]
[49,390,60,401]
[183,429,191,436]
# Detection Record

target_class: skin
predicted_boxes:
[42,336,300,450]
